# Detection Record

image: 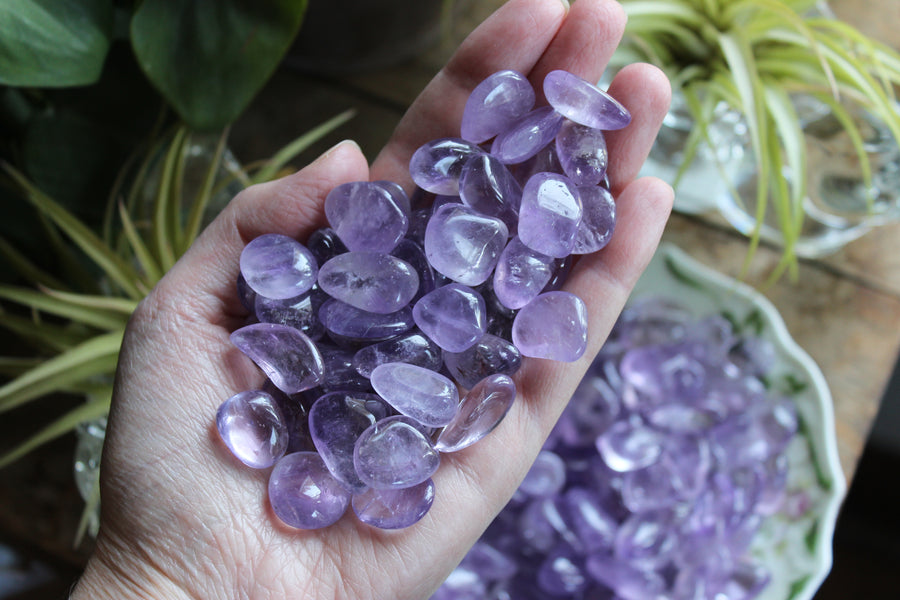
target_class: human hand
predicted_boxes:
[70,0,673,598]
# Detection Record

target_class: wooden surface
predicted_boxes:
[2,0,897,571]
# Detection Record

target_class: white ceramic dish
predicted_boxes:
[630,243,846,600]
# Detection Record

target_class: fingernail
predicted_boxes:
[316,139,361,163]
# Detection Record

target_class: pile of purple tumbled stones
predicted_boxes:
[431,297,800,600]
[215,69,629,530]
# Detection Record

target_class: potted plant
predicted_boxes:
[611,0,900,279]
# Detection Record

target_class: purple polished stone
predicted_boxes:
[512,291,588,362]
[405,207,431,246]
[459,153,523,231]
[518,172,583,258]
[306,227,348,266]
[431,568,487,600]
[461,70,535,143]
[317,251,419,314]
[410,137,484,195]
[268,451,351,529]
[352,478,436,529]
[374,179,411,214]
[442,333,522,390]
[518,497,575,552]
[353,332,443,378]
[561,487,618,553]
[520,450,567,497]
[216,390,288,469]
[491,106,565,165]
[240,233,318,300]
[236,273,256,311]
[460,542,518,581]
[325,181,409,253]
[572,185,616,254]
[434,373,516,452]
[537,545,589,597]
[413,283,487,352]
[230,323,324,394]
[595,417,665,473]
[556,119,609,186]
[263,381,314,454]
[370,362,459,427]
[391,239,437,303]
[254,287,327,340]
[614,510,678,569]
[424,203,508,286]
[318,298,415,343]
[317,345,373,393]
[544,70,631,131]
[556,375,621,447]
[309,391,390,492]
[584,555,666,600]
[511,144,564,187]
[493,236,556,309]
[354,415,441,489]
[542,254,574,293]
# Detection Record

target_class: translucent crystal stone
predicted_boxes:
[410,137,484,195]
[537,545,588,597]
[268,451,351,529]
[370,362,460,427]
[572,185,616,254]
[512,144,563,187]
[491,106,565,164]
[556,375,621,446]
[459,153,523,231]
[461,69,535,143]
[306,226,348,266]
[442,333,522,390]
[493,236,556,309]
[317,345,373,393]
[518,172,583,258]
[374,179,411,214]
[512,291,588,362]
[434,373,516,452]
[584,556,666,600]
[460,542,518,581]
[216,390,288,469]
[413,283,487,352]
[239,233,318,300]
[520,450,567,497]
[263,381,313,454]
[543,70,631,131]
[561,487,618,553]
[595,417,664,472]
[317,251,419,314]
[556,120,609,186]
[254,287,327,340]
[325,181,409,253]
[309,391,390,492]
[318,298,415,343]
[354,415,441,489]
[352,332,443,378]
[352,478,436,529]
[424,203,509,286]
[614,510,678,569]
[230,323,324,394]
[392,239,436,303]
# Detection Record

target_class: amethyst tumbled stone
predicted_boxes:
[370,362,460,427]
[352,331,443,378]
[556,120,609,186]
[352,479,436,529]
[354,415,441,489]
[458,153,523,231]
[442,333,522,389]
[216,390,288,469]
[544,69,632,131]
[413,283,487,352]
[572,184,616,254]
[493,236,557,309]
[230,323,324,394]
[317,251,419,314]
[410,138,484,195]
[268,451,351,529]
[511,291,588,362]
[325,181,409,253]
[424,203,509,286]
[491,106,565,165]
[239,233,317,300]
[461,69,535,143]
[518,173,583,258]
[434,374,517,452]
[318,298,415,343]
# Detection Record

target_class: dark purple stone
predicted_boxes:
[461,69,535,143]
[352,478,436,529]
[268,451,351,529]
[442,333,522,390]
[305,227,348,266]
[317,345,373,392]
[491,106,565,164]
[230,323,324,394]
[391,239,437,303]
[410,138,484,195]
[352,331,444,378]
[236,273,256,311]
[216,390,288,469]
[317,251,419,314]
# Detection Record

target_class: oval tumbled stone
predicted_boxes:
[435,374,517,453]
[216,390,288,468]
[544,69,631,131]
[240,233,317,300]
[370,362,460,427]
[230,323,324,394]
[352,478,436,529]
[461,69,535,143]
[511,291,588,362]
[325,181,409,253]
[424,203,508,287]
[353,416,440,489]
[413,283,487,353]
[268,452,351,529]
[518,172,583,259]
[317,252,419,314]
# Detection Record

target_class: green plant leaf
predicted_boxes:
[0,330,123,413]
[0,284,129,330]
[118,201,163,285]
[0,235,69,291]
[152,127,187,272]
[0,306,87,352]
[0,0,113,87]
[0,396,110,469]
[130,0,309,130]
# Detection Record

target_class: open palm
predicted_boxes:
[71,1,673,599]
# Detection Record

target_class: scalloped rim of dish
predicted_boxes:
[631,243,846,600]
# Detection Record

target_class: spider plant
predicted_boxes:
[614,0,900,279]
[0,109,354,540]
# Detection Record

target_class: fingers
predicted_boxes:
[155,140,370,320]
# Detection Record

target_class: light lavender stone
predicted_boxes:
[520,450,567,497]
[424,203,508,286]
[317,251,419,314]
[410,138,484,195]
[491,106,565,164]
[459,153,522,231]
[230,323,324,394]
[374,180,411,214]
[325,181,409,253]
[511,144,563,187]
[518,172,582,258]
[309,391,390,492]
[537,545,589,597]
[461,70,535,143]
[435,373,516,452]
[595,418,664,472]
[352,332,443,378]
[352,478,436,529]
[442,333,522,390]
[511,291,588,362]
[413,283,487,352]
[240,233,317,300]
[614,511,679,569]
[572,185,616,254]
[216,390,288,469]
[370,362,459,427]
[556,119,609,186]
[318,298,415,343]
[561,487,618,553]
[354,415,441,489]
[544,70,631,131]
[268,451,350,529]
[493,236,556,309]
